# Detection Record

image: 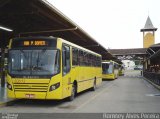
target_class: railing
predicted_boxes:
[143,71,160,86]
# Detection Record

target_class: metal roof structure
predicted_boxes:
[0,0,113,60]
[146,43,160,61]
[141,16,157,32]
[109,48,147,56]
[108,48,147,60]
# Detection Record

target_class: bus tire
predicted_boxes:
[91,79,96,91]
[115,74,118,79]
[68,84,76,101]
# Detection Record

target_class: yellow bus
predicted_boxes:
[102,60,119,80]
[7,36,102,101]
[119,64,125,76]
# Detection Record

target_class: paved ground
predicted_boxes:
[0,70,160,114]
[0,84,14,106]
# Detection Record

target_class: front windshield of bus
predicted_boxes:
[102,62,113,74]
[8,49,60,76]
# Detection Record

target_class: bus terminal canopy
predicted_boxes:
[108,48,147,60]
[0,0,113,60]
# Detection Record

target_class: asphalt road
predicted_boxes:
[0,70,160,115]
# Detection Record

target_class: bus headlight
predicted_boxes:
[49,82,60,91]
[7,82,12,91]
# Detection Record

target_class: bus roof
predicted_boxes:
[10,36,101,57]
[59,38,102,57]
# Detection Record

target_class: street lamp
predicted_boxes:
[0,25,13,32]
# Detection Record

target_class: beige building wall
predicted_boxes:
[143,33,154,48]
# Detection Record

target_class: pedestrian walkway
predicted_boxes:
[0,84,15,106]
[124,70,142,78]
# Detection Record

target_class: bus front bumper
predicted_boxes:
[102,74,115,79]
[7,90,63,100]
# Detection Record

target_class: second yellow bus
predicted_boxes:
[102,60,119,80]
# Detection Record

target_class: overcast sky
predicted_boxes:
[47,0,160,49]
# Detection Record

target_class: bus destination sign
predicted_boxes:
[12,37,57,48]
[23,40,47,46]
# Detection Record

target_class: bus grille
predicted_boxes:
[13,83,49,92]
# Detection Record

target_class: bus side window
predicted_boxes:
[62,45,70,76]
[88,54,92,66]
[79,50,83,66]
[72,48,78,66]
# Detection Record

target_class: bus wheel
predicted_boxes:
[69,84,76,101]
[115,74,117,79]
[114,75,116,79]
[91,79,96,91]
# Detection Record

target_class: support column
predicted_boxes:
[0,34,6,87]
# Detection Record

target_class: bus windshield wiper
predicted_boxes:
[20,49,28,59]
[32,66,43,71]
[16,68,30,72]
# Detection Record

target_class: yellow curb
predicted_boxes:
[0,99,17,107]
[0,101,7,107]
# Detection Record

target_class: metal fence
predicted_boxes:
[143,71,160,86]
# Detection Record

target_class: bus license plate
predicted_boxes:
[25,94,35,98]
